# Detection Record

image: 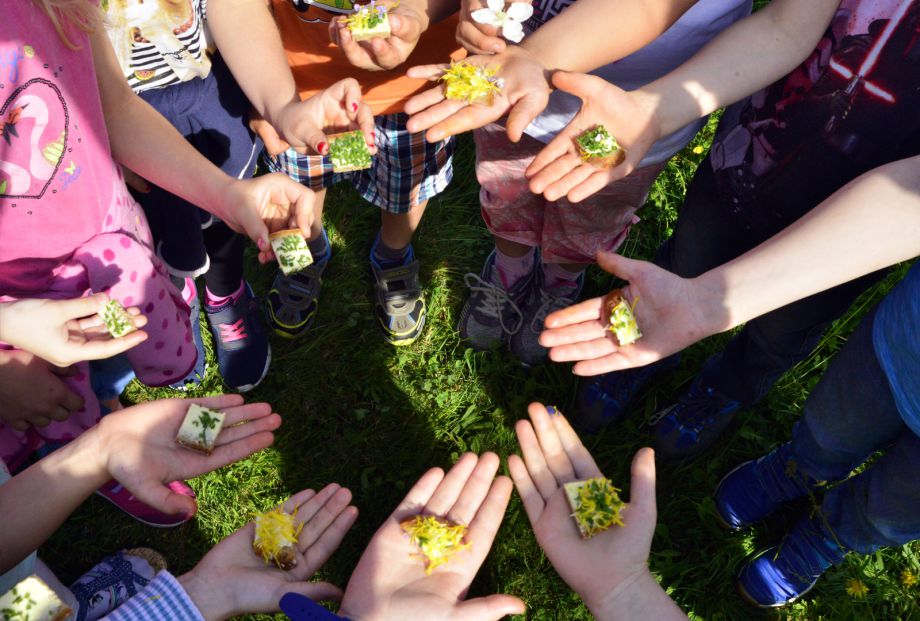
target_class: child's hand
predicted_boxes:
[508,403,658,617]
[330,1,426,72]
[178,484,358,620]
[251,110,293,157]
[267,79,376,156]
[0,351,84,431]
[404,46,551,143]
[338,453,525,621]
[97,394,280,518]
[539,252,715,376]
[220,174,316,263]
[457,0,533,55]
[0,294,148,368]
[526,72,661,203]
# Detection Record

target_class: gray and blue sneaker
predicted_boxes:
[737,515,845,608]
[370,237,426,347]
[458,251,532,351]
[509,268,583,366]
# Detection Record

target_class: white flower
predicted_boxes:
[471,0,534,44]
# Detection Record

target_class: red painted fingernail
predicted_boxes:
[352,102,359,112]
[317,141,328,154]
[257,238,266,250]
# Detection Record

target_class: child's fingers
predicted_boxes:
[426,104,498,143]
[550,413,603,480]
[544,296,604,329]
[514,419,558,500]
[463,476,513,568]
[404,85,448,116]
[298,486,353,553]
[539,321,607,349]
[283,488,319,515]
[572,352,636,377]
[214,412,281,446]
[549,337,622,364]
[424,452,479,516]
[526,129,576,183]
[506,92,549,143]
[56,292,109,320]
[301,506,359,576]
[567,171,625,204]
[406,63,450,81]
[528,151,581,194]
[626,448,658,523]
[543,163,595,202]
[367,38,402,70]
[205,431,276,473]
[526,403,576,484]
[446,452,500,526]
[457,20,506,55]
[507,454,545,524]
[405,98,467,135]
[390,466,446,521]
[77,329,148,359]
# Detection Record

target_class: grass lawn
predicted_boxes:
[43,67,919,621]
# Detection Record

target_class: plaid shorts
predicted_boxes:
[264,112,454,215]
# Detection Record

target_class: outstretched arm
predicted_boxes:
[542,155,920,375]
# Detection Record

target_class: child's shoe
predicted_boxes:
[715,442,823,531]
[205,282,271,392]
[370,236,426,346]
[95,480,195,528]
[71,548,166,621]
[573,355,681,434]
[266,231,331,340]
[169,280,207,391]
[653,354,744,462]
[737,515,845,607]
[458,251,531,351]
[509,268,583,366]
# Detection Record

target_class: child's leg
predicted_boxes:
[359,113,454,346]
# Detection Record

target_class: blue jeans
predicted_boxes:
[789,306,920,554]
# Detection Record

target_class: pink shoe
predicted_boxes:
[95,480,196,528]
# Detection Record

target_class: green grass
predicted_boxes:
[42,116,920,619]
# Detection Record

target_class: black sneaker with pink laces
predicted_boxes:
[204,282,271,392]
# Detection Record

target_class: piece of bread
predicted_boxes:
[175,403,226,454]
[0,575,73,621]
[99,299,137,338]
[345,1,392,41]
[328,130,373,173]
[270,229,314,275]
[563,477,625,539]
[440,61,504,106]
[253,507,303,570]
[400,515,470,574]
[604,289,642,346]
[575,125,625,169]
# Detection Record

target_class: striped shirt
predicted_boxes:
[101,571,204,621]
[104,0,212,93]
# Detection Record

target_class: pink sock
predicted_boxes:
[205,281,245,308]
[494,246,536,290]
[180,278,197,305]
[542,263,584,290]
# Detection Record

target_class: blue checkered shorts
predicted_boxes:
[263,112,454,215]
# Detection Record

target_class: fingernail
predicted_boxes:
[317,141,328,155]
[257,238,266,250]
[352,102,359,112]
[547,405,560,416]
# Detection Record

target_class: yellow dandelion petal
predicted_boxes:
[692,145,704,154]
[901,569,917,588]
[845,578,869,599]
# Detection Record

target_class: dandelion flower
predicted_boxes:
[845,578,869,599]
[901,569,918,588]
[471,0,534,43]
[692,145,704,154]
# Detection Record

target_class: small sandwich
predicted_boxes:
[253,507,303,570]
[0,575,73,621]
[604,290,642,346]
[400,515,470,574]
[100,299,137,338]
[440,61,504,106]
[563,477,625,539]
[328,130,373,173]
[575,125,625,169]
[270,229,314,276]
[176,403,226,455]
[344,0,393,41]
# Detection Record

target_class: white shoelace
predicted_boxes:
[464,272,525,335]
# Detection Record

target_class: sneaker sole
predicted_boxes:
[712,460,754,532]
[231,343,272,393]
[381,314,426,347]
[93,490,190,529]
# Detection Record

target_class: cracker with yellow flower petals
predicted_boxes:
[564,477,625,539]
[400,515,470,574]
[253,507,303,570]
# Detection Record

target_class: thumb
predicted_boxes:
[506,92,547,142]
[628,447,657,521]
[283,581,343,604]
[58,292,110,320]
[595,251,641,281]
[551,71,601,100]
[457,594,526,620]
[132,479,198,518]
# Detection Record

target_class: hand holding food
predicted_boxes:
[339,453,525,621]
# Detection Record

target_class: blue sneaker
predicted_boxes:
[573,355,680,435]
[370,236,426,347]
[170,282,206,390]
[205,282,271,392]
[266,229,331,340]
[715,443,824,530]
[653,356,743,462]
[737,515,845,607]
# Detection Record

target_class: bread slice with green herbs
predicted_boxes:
[328,130,373,173]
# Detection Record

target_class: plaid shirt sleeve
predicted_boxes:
[100,571,205,621]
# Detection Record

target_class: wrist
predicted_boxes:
[583,567,657,621]
[178,569,229,621]
[50,426,112,491]
[691,268,738,335]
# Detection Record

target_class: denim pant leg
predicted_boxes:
[821,431,920,554]
[790,306,906,482]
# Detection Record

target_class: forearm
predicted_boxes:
[695,156,920,334]
[90,27,231,220]
[641,0,838,136]
[522,0,696,73]
[413,0,459,29]
[207,0,298,126]
[0,430,108,572]
[587,570,687,621]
